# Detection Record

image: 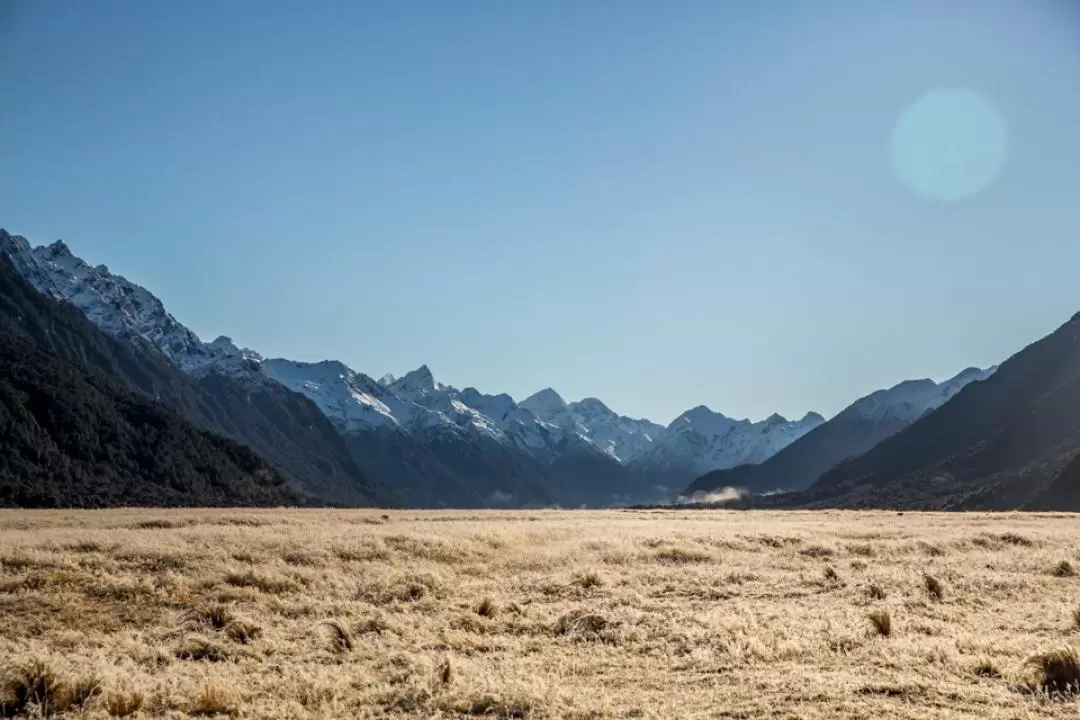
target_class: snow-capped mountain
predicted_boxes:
[521,390,665,462]
[841,366,996,424]
[262,358,562,455]
[0,232,261,378]
[2,227,918,508]
[632,406,825,481]
[684,365,997,497]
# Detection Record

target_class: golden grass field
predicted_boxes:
[3,509,1080,719]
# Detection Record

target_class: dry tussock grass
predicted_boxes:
[1,508,1079,717]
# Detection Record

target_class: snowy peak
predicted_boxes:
[670,405,734,430]
[459,388,516,421]
[207,336,264,364]
[43,239,73,260]
[0,230,262,376]
[841,366,996,424]
[940,366,996,395]
[390,364,440,397]
[262,357,400,432]
[520,388,568,420]
[457,387,563,455]
[637,404,824,477]
[575,397,614,415]
[520,390,666,463]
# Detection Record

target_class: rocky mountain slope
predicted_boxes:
[0,255,304,508]
[685,367,994,497]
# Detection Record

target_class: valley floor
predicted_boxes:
[2,509,1079,718]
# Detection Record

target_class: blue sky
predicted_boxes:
[3,1,1080,424]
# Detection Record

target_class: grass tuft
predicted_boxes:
[102,687,145,717]
[1024,647,1080,696]
[441,692,533,718]
[924,573,945,601]
[190,681,239,716]
[651,546,713,564]
[439,658,454,686]
[800,545,835,559]
[355,616,391,635]
[476,597,498,618]
[182,603,235,631]
[866,583,887,600]
[224,619,262,644]
[972,659,1001,678]
[918,541,945,557]
[224,570,297,594]
[998,532,1034,547]
[322,619,354,653]
[0,659,100,716]
[1052,560,1075,578]
[553,610,618,641]
[576,570,604,589]
[175,637,229,662]
[867,609,892,637]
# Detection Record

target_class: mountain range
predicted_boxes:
[0,229,829,507]
[5,226,1078,512]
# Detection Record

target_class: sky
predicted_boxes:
[3,1,1080,424]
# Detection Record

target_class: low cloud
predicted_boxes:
[675,487,747,506]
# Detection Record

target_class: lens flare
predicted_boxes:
[890,88,1007,203]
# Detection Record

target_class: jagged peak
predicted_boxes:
[681,404,728,421]
[397,364,435,387]
[526,387,566,406]
[764,412,788,424]
[575,397,614,414]
[266,357,352,377]
[520,387,569,422]
[378,373,396,386]
[0,229,30,254]
[802,411,826,424]
[45,239,72,258]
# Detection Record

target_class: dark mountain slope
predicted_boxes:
[788,312,1080,510]
[345,428,559,508]
[0,266,302,508]
[0,253,392,507]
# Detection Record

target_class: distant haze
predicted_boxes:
[3,0,1079,423]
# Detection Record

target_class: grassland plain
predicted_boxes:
[2,509,1080,719]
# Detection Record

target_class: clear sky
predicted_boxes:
[3,1,1080,424]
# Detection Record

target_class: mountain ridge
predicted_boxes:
[9,227,1015,510]
[0,254,305,508]
[685,366,996,497]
